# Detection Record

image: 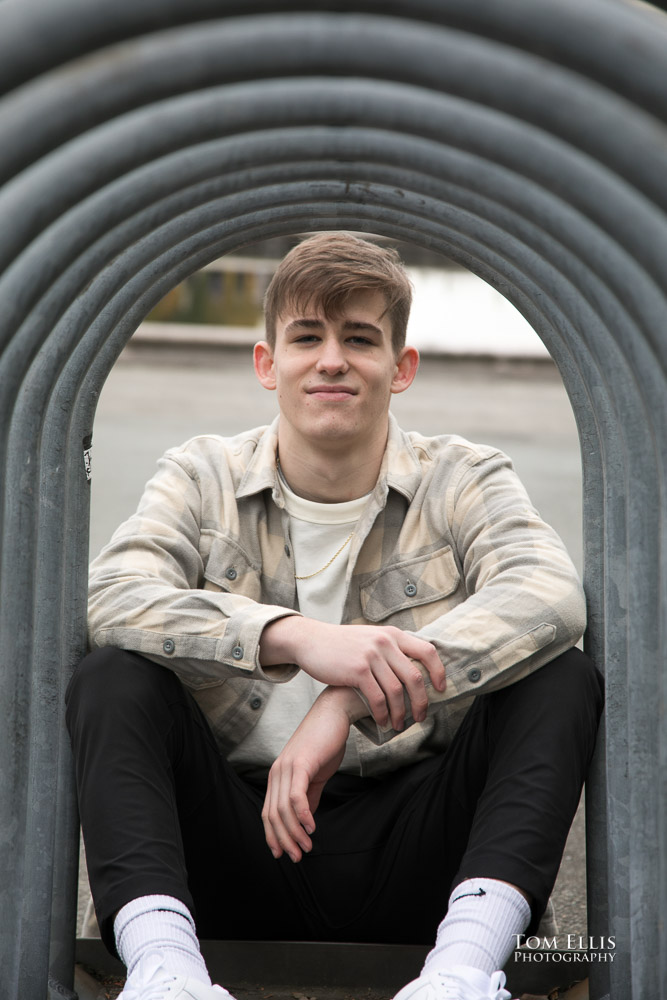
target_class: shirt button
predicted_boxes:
[404,581,417,597]
[468,668,482,683]
[284,544,291,557]
[250,697,262,710]
[232,645,244,660]
[225,567,237,581]
[162,638,175,655]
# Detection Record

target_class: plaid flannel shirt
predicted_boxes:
[88,414,586,776]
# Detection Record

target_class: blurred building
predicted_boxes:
[143,235,548,359]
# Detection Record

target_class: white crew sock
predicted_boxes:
[422,878,531,977]
[114,894,211,986]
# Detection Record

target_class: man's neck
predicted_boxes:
[276,424,388,502]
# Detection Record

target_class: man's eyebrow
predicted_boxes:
[283,318,325,333]
[283,317,384,336]
[342,320,383,335]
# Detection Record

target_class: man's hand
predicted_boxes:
[261,686,365,863]
[260,617,446,731]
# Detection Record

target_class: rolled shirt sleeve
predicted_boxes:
[354,448,586,745]
[88,447,300,688]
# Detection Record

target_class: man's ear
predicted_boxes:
[390,345,420,395]
[253,341,276,390]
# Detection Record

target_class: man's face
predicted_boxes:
[254,289,418,451]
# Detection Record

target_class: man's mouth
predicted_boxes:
[306,385,356,399]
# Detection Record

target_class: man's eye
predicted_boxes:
[348,336,374,345]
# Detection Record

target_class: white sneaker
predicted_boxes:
[393,965,514,1000]
[118,950,236,1000]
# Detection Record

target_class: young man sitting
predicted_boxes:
[66,232,603,1000]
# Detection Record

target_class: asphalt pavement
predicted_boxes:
[81,343,589,966]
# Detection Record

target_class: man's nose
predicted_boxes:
[315,338,348,373]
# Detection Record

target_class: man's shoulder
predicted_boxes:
[401,427,507,471]
[164,424,273,475]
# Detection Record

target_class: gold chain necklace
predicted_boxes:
[294,529,354,580]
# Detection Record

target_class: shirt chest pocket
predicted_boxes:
[201,533,262,602]
[359,544,461,623]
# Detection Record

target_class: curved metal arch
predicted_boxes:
[22,181,644,991]
[0,3,665,998]
[2,80,666,413]
[0,1,665,123]
[1,13,667,278]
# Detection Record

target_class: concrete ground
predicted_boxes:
[78,344,591,997]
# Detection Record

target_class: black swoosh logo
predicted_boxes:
[451,888,487,903]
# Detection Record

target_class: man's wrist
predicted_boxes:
[259,614,305,666]
[318,685,367,724]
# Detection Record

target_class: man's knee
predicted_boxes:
[516,648,605,764]
[486,646,604,751]
[65,646,177,731]
[546,646,605,714]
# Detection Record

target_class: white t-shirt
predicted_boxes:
[227,473,370,775]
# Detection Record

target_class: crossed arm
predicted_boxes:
[261,685,364,863]
[258,616,446,863]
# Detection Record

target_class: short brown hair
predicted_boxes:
[263,232,412,354]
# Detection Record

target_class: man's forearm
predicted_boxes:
[261,683,366,862]
[259,616,445,731]
[260,617,370,722]
[259,615,308,666]
[317,684,368,724]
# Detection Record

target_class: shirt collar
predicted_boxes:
[235,412,422,504]
[382,411,423,502]
[235,416,282,502]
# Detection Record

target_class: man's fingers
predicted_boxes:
[368,662,407,731]
[390,656,429,723]
[263,762,313,862]
[262,817,283,859]
[358,675,390,728]
[359,646,441,730]
[286,765,316,840]
[267,805,304,862]
[396,632,446,692]
[424,646,447,692]
[261,779,284,859]
[369,645,432,728]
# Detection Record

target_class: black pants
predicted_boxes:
[65,646,603,957]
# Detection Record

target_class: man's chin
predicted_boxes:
[302,422,361,446]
